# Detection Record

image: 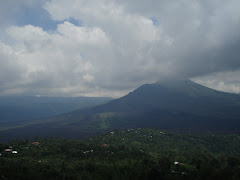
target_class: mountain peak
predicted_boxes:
[155,78,189,84]
[154,78,192,87]
[152,79,209,97]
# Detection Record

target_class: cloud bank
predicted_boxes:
[0,0,240,97]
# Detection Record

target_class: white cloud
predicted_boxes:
[0,41,25,86]
[1,0,240,97]
[193,70,240,94]
[195,80,240,94]
[0,22,115,96]
[57,22,109,45]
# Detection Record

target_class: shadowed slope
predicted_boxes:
[1,79,240,141]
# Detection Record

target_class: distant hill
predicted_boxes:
[1,79,240,141]
[0,96,112,125]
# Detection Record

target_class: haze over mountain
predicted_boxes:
[1,79,240,142]
[0,96,112,126]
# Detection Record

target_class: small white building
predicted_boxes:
[4,149,12,152]
[12,151,18,154]
[174,161,179,165]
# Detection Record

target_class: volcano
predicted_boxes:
[1,79,240,141]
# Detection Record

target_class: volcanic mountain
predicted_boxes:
[80,79,240,130]
[1,79,240,141]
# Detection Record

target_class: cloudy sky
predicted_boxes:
[1,0,240,97]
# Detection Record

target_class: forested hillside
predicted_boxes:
[1,129,240,179]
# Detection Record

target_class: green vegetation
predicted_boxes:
[1,128,240,179]
[91,112,115,129]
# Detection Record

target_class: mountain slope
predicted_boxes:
[80,79,240,129]
[1,79,240,141]
[0,96,112,126]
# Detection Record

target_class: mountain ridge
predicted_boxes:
[1,79,240,142]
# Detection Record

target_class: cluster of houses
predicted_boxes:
[2,146,18,154]
[1,142,41,157]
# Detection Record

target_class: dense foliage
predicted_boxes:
[1,128,240,179]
